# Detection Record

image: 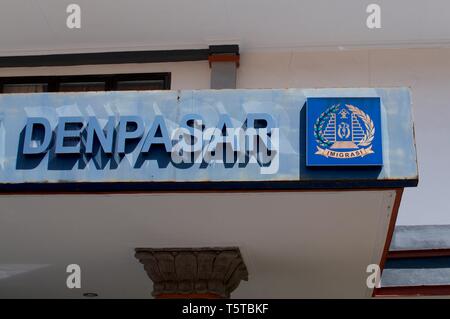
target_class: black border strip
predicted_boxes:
[0,49,209,67]
[0,45,239,68]
[0,179,418,193]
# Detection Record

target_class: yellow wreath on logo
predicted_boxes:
[345,104,375,147]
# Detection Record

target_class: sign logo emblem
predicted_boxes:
[307,97,383,166]
[314,103,375,158]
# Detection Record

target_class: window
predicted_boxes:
[0,73,170,93]
[3,83,48,93]
[59,82,105,92]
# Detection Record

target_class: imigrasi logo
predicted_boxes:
[313,104,375,159]
[21,113,279,175]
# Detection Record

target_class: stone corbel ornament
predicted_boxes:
[135,247,248,298]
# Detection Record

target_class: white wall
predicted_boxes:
[1,47,448,225]
[238,48,450,225]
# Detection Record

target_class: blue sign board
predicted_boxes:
[306,97,383,166]
[0,88,418,190]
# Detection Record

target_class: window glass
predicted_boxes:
[3,83,47,93]
[116,80,165,91]
[59,82,105,92]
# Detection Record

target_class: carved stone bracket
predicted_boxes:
[135,247,248,298]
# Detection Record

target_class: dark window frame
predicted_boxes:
[0,72,171,93]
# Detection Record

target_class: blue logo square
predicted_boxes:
[306,97,383,167]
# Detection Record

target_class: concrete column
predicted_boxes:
[135,247,248,299]
[208,45,240,89]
